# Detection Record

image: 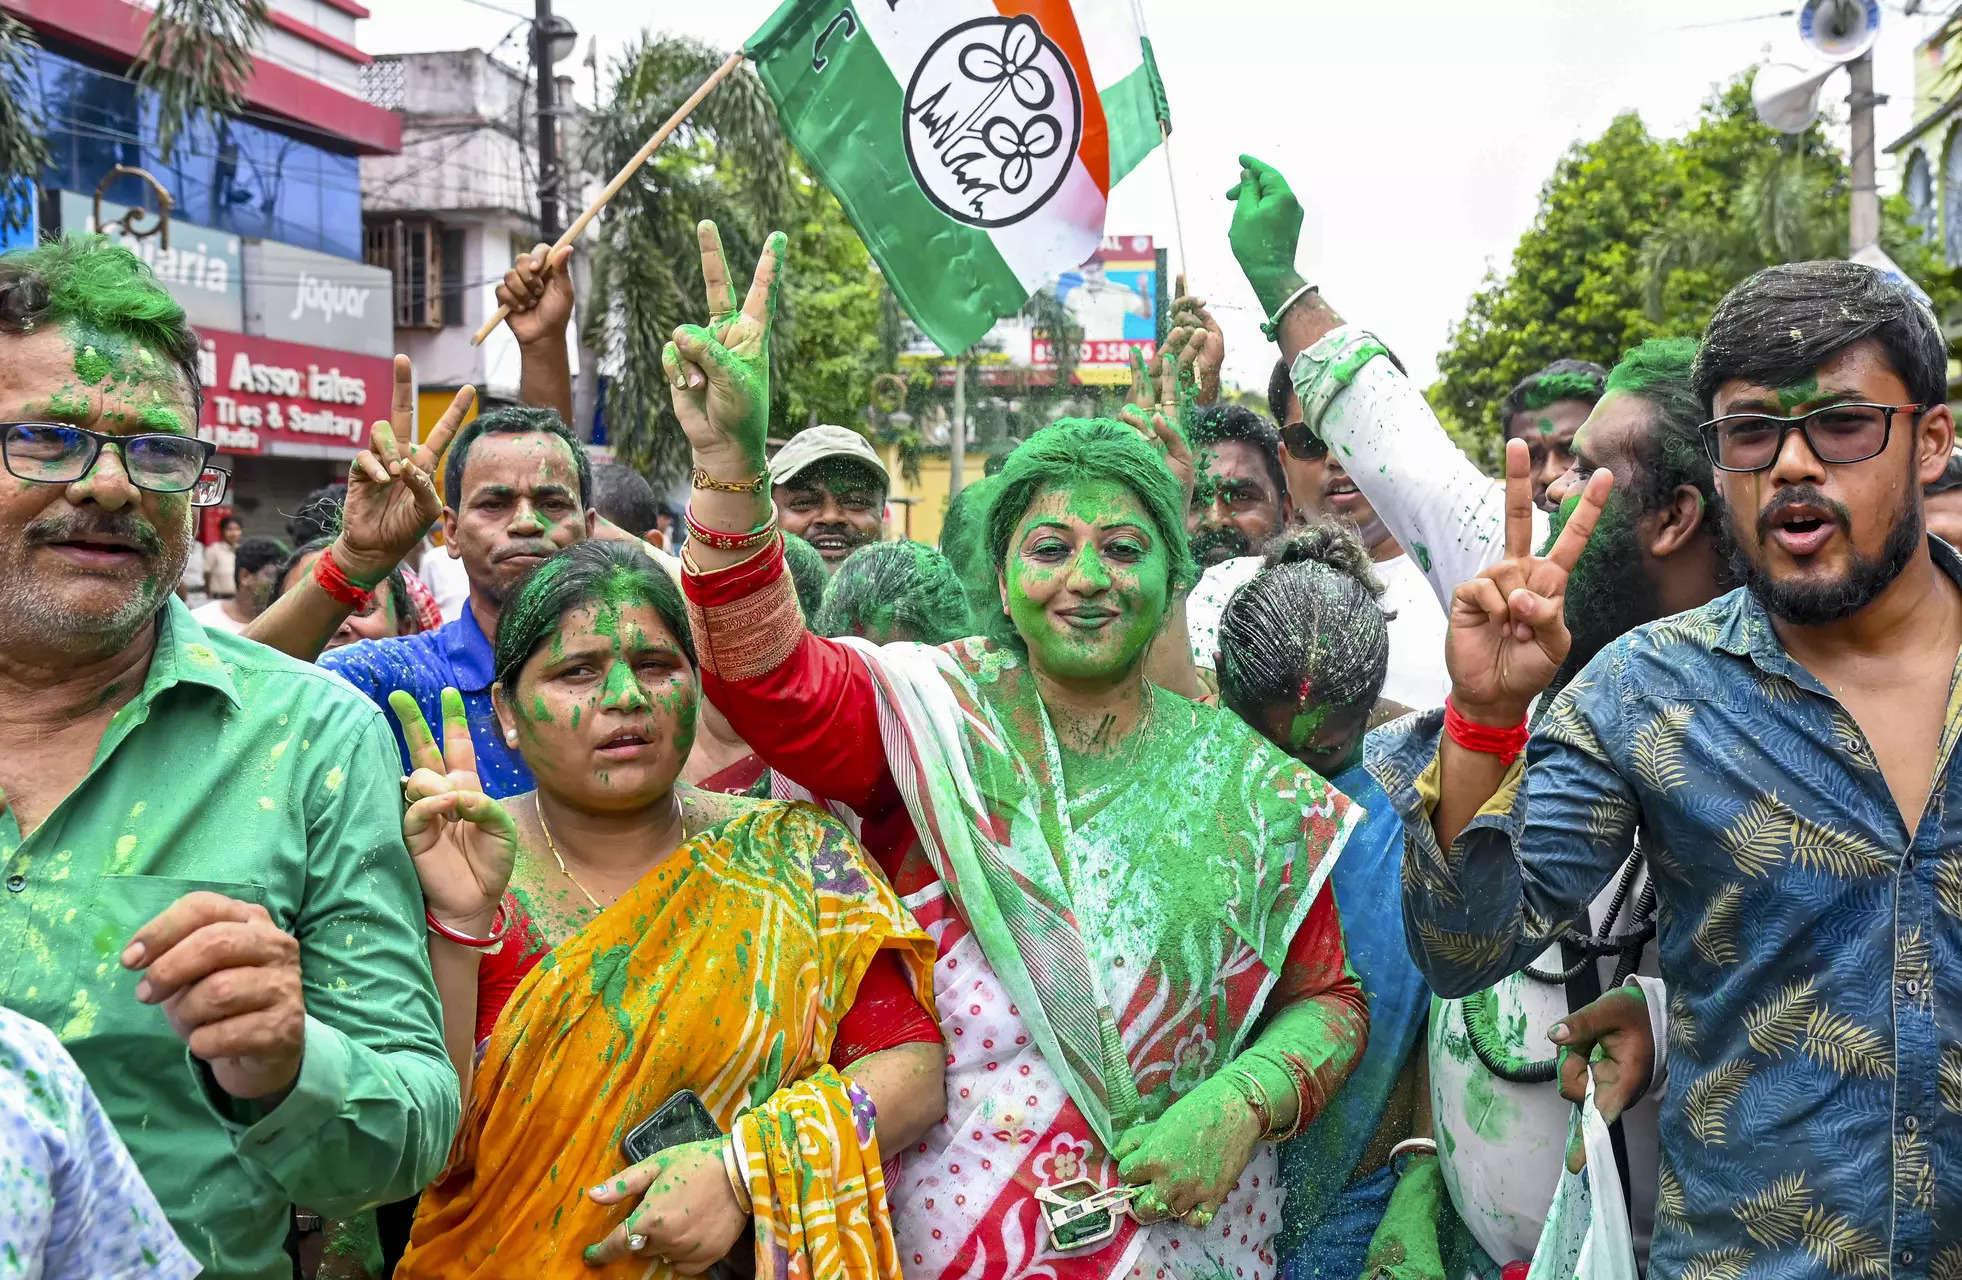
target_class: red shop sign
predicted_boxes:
[196,330,390,459]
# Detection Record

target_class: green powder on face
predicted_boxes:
[1777,376,1819,410]
[138,403,186,433]
[72,344,112,386]
[1537,417,1554,436]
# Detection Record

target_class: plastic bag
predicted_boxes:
[1522,1073,1637,1280]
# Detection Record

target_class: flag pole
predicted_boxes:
[472,49,748,346]
[1158,119,1190,294]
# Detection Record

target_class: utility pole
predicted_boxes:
[534,0,562,241]
[949,352,968,498]
[1848,47,1882,253]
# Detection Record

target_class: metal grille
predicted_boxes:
[361,59,407,112]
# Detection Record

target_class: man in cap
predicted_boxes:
[769,424,888,572]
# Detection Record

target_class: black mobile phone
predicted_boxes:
[618,1090,756,1280]
[620,1089,722,1165]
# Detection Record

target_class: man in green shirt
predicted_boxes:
[0,238,459,1277]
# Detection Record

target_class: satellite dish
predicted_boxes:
[1798,0,1882,63]
[1752,60,1839,134]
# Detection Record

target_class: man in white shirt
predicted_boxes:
[190,534,286,634]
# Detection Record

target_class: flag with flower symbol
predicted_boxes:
[747,0,1171,355]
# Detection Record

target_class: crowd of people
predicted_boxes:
[4,146,1960,1280]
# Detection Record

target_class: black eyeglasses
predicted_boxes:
[1699,402,1925,474]
[1280,422,1329,462]
[2,422,228,505]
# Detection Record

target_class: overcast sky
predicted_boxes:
[360,0,1945,390]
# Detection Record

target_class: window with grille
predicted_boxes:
[364,218,445,328]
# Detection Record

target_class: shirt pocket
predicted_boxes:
[62,876,273,1057]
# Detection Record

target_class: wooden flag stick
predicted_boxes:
[472,49,748,346]
[1158,119,1190,294]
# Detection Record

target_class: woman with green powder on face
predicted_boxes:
[670,222,1367,1278]
[380,539,947,1278]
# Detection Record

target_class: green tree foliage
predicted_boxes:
[1431,73,1960,471]
[585,35,898,483]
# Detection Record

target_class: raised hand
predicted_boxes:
[335,357,475,585]
[662,221,784,476]
[390,688,519,936]
[1112,1072,1263,1228]
[1166,294,1223,406]
[1118,340,1197,506]
[583,1138,748,1270]
[498,241,575,349]
[1445,439,1613,726]
[1225,155,1306,314]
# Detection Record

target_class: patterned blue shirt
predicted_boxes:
[321,606,535,798]
[1389,539,1962,1279]
[0,1006,198,1279]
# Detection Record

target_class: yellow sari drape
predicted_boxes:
[397,799,937,1278]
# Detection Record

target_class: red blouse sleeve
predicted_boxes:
[684,538,901,817]
[829,950,942,1068]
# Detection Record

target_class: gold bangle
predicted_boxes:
[692,466,769,494]
[1224,1067,1273,1138]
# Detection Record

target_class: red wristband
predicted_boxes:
[425,898,512,949]
[1444,695,1529,766]
[313,546,376,610]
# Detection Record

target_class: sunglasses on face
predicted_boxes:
[1280,422,1329,462]
[1699,402,1924,474]
[2,422,229,505]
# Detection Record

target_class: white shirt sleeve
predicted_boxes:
[1291,325,1550,611]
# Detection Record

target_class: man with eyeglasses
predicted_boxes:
[1402,259,1962,1274]
[0,237,458,1279]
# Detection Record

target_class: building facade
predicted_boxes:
[359,48,592,449]
[3,0,401,540]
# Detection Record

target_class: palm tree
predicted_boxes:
[581,34,789,485]
[0,0,268,232]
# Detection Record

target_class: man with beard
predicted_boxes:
[1357,338,1726,1272]
[1401,260,1962,1276]
[0,238,457,1277]
[1187,403,1293,568]
[768,425,887,571]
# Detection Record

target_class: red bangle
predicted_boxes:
[425,899,512,949]
[1444,695,1530,766]
[314,546,376,610]
[684,504,778,552]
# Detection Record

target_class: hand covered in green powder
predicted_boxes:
[663,221,784,476]
[1551,984,1655,1173]
[584,1137,748,1270]
[1167,294,1224,406]
[336,357,475,586]
[1112,1071,1263,1227]
[392,688,520,937]
[1225,155,1306,314]
[1119,342,1197,509]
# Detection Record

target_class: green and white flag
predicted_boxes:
[747,0,1170,355]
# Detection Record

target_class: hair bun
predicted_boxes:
[1262,522,1385,599]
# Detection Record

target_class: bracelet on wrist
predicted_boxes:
[1443,695,1530,766]
[1260,282,1319,342]
[1388,1137,1438,1178]
[425,899,512,949]
[684,504,778,553]
[314,546,378,610]
[722,1133,753,1214]
[692,466,769,494]
[1221,1066,1275,1139]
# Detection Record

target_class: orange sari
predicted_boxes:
[397,799,937,1278]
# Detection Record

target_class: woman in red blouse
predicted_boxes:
[666,224,1371,1279]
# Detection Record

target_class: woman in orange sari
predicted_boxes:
[389,540,943,1277]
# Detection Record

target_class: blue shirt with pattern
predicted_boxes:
[321,606,535,799]
[1388,539,1962,1279]
[0,1006,198,1280]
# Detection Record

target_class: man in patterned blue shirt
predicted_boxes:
[1398,260,1962,1277]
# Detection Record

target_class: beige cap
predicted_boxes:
[768,425,888,488]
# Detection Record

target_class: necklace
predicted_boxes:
[533,799,605,913]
